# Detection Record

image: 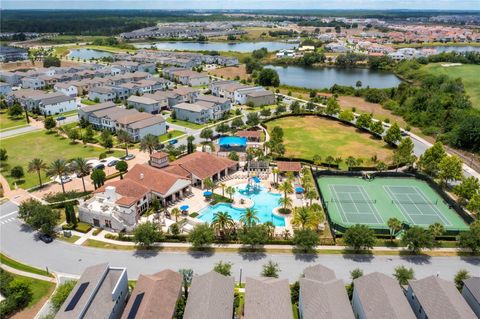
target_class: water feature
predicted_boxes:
[266,65,402,89]
[68,48,113,60]
[134,41,298,52]
[198,184,285,226]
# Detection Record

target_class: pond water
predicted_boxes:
[68,49,113,60]
[266,65,402,89]
[134,41,298,52]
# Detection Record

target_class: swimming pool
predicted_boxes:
[197,184,286,226]
[218,136,247,147]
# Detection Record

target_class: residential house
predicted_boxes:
[171,102,213,124]
[55,263,128,319]
[39,95,77,115]
[0,71,22,85]
[171,87,199,103]
[234,86,275,106]
[115,112,167,141]
[88,86,116,102]
[121,270,181,319]
[172,70,210,86]
[196,94,231,119]
[299,264,354,319]
[127,95,163,114]
[0,46,28,62]
[352,272,416,319]
[183,271,234,319]
[0,82,12,96]
[54,82,78,97]
[78,101,116,125]
[244,277,294,319]
[407,276,477,319]
[21,76,45,90]
[462,277,480,318]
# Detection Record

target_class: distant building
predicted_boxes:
[55,263,128,319]
[88,86,116,103]
[0,82,12,96]
[234,86,275,106]
[0,46,28,62]
[244,277,294,319]
[462,277,480,318]
[21,77,46,90]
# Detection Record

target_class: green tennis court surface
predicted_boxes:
[316,176,469,231]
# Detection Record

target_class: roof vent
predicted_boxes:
[140,173,144,180]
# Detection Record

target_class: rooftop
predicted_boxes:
[244,277,293,319]
[276,161,302,172]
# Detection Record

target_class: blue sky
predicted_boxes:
[2,0,479,10]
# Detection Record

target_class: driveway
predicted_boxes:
[1,205,478,282]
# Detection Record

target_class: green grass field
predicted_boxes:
[316,176,469,232]
[166,118,207,130]
[0,130,122,189]
[266,116,394,168]
[159,129,185,142]
[423,63,480,110]
[0,110,28,132]
[0,253,54,277]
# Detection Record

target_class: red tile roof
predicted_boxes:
[277,161,302,172]
[236,130,261,138]
[169,152,237,180]
[150,151,169,159]
[125,164,189,195]
[95,179,149,207]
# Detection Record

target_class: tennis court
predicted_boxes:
[316,176,469,232]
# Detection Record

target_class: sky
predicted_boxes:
[1,0,479,11]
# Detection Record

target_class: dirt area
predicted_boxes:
[209,64,248,81]
[0,59,84,71]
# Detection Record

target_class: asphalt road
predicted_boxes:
[1,201,479,282]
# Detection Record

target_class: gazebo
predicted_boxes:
[276,161,302,174]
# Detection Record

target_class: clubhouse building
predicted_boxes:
[78,152,238,231]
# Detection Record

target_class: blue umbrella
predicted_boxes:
[180,205,189,211]
[252,176,261,183]
[295,187,304,193]
[203,191,213,197]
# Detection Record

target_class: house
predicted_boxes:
[183,271,234,319]
[209,80,236,96]
[299,264,354,319]
[78,101,116,124]
[0,71,22,85]
[141,92,169,110]
[196,94,231,119]
[54,82,78,97]
[127,95,162,114]
[0,82,12,96]
[88,86,116,103]
[21,77,45,90]
[462,277,480,318]
[171,102,212,124]
[121,269,181,319]
[171,87,199,103]
[244,277,294,319]
[407,276,477,319]
[115,112,167,141]
[78,164,191,231]
[0,46,28,62]
[39,95,77,116]
[172,70,210,86]
[55,263,128,319]
[352,272,416,319]
[234,86,274,106]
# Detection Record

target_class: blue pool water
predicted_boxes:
[218,136,247,147]
[198,185,285,226]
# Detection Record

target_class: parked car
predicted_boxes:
[94,164,105,170]
[56,116,66,121]
[121,154,135,161]
[107,159,118,167]
[169,139,178,145]
[60,175,72,183]
[39,233,53,244]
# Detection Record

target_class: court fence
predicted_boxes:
[313,169,474,237]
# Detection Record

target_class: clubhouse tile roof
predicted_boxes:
[277,161,302,172]
[169,152,237,180]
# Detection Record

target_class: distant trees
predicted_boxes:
[257,68,280,87]
[44,117,57,131]
[43,56,61,68]
[384,123,402,145]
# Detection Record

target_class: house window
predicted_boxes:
[105,220,112,228]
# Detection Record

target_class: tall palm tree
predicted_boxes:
[312,155,322,171]
[211,211,234,238]
[116,129,131,156]
[240,208,259,228]
[203,177,215,192]
[171,207,181,223]
[272,168,280,184]
[292,206,310,230]
[428,222,445,239]
[73,158,90,192]
[27,158,47,187]
[47,159,69,194]
[219,183,226,197]
[264,221,275,239]
[305,188,317,206]
[140,134,159,155]
[278,181,293,199]
[225,186,235,200]
[278,196,293,211]
[387,217,402,242]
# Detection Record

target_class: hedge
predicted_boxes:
[74,222,92,233]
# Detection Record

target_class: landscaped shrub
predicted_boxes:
[44,191,90,203]
[104,233,117,240]
[74,222,92,233]
[61,224,75,230]
[211,194,233,205]
[92,228,102,236]
[189,212,199,218]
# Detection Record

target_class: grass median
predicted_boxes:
[0,253,54,278]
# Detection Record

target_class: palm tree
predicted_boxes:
[387,217,402,242]
[27,158,47,187]
[278,196,293,211]
[47,159,69,194]
[211,211,234,238]
[292,206,310,230]
[305,188,317,206]
[140,134,159,155]
[240,208,259,228]
[225,186,235,200]
[312,155,322,171]
[345,156,357,169]
[203,177,215,191]
[272,168,280,184]
[264,221,275,239]
[171,207,181,223]
[428,222,445,239]
[116,129,131,156]
[72,158,90,192]
[219,183,226,197]
[325,155,335,168]
[278,181,293,199]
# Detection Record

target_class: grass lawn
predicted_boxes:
[0,253,54,277]
[80,99,97,105]
[57,234,81,243]
[0,110,28,132]
[166,118,207,130]
[159,130,185,142]
[423,63,480,110]
[266,116,394,168]
[0,130,122,189]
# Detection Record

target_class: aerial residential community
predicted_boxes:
[0,2,480,319]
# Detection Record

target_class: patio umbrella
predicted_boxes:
[180,205,189,211]
[203,191,213,197]
[252,176,261,183]
[295,187,304,193]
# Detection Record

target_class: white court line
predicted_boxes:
[356,185,383,224]
[413,186,451,226]
[0,211,18,220]
[329,185,349,224]
[383,186,416,225]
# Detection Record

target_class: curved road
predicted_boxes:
[1,207,479,282]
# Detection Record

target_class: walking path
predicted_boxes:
[0,263,56,283]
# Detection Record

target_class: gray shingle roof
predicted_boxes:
[409,276,477,319]
[300,278,354,319]
[353,272,416,319]
[244,277,294,319]
[40,95,75,105]
[463,277,480,303]
[183,271,234,319]
[79,101,116,113]
[303,264,336,282]
[172,102,208,113]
